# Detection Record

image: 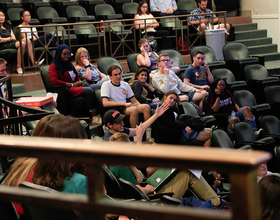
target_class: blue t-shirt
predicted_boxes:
[103,127,130,141]
[184,65,208,86]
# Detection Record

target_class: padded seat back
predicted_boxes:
[122,2,138,17]
[177,0,197,11]
[19,181,77,220]
[244,64,270,81]
[161,17,182,29]
[212,68,236,83]
[259,115,280,135]
[95,3,117,18]
[97,57,122,75]
[73,23,98,35]
[159,49,184,67]
[232,121,257,142]
[223,42,250,61]
[37,6,60,19]
[233,90,257,108]
[265,85,280,103]
[103,165,124,199]
[40,65,52,91]
[118,178,149,200]
[66,5,88,17]
[181,101,198,116]
[190,45,217,63]
[127,53,140,72]
[210,129,233,148]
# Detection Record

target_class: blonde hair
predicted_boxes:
[74,47,90,67]
[109,133,130,142]
[4,157,37,187]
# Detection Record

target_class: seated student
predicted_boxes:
[152,53,208,104]
[4,114,133,220]
[150,0,188,17]
[188,0,230,41]
[129,67,161,108]
[4,157,37,216]
[49,44,98,116]
[258,174,280,220]
[102,103,168,141]
[74,47,109,87]
[137,38,180,77]
[0,9,42,74]
[257,162,272,182]
[19,9,56,56]
[109,132,231,211]
[101,64,152,128]
[156,90,212,147]
[134,1,172,51]
[184,50,214,109]
[208,78,258,133]
[184,50,214,90]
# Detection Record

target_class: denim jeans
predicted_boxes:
[227,108,257,130]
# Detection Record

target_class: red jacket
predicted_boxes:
[48,63,84,98]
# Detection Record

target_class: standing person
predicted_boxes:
[49,44,97,116]
[74,47,109,88]
[152,53,208,103]
[208,78,257,133]
[101,64,151,129]
[0,9,40,74]
[189,0,230,39]
[136,38,180,77]
[18,9,56,56]
[134,1,172,51]
[156,90,212,147]
[129,67,161,108]
[102,103,168,141]
[150,0,188,16]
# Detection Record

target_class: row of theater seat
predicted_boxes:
[1,0,200,20]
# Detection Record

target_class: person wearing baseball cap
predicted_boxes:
[102,103,169,141]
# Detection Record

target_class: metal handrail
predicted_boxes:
[17,11,228,72]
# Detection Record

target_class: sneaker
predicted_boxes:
[254,128,264,138]
[215,199,233,214]
[90,115,102,126]
[35,58,45,68]
[146,137,155,143]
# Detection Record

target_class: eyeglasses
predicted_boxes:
[23,15,31,17]
[160,59,170,62]
[141,6,148,8]
[217,84,225,87]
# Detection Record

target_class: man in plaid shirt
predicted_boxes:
[189,0,230,35]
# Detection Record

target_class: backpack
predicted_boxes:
[178,36,188,55]
[147,35,158,52]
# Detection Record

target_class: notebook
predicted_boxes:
[146,168,179,192]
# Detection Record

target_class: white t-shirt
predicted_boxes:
[101,81,134,103]
[18,25,38,39]
[137,14,156,33]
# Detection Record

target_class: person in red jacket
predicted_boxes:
[48,44,97,116]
